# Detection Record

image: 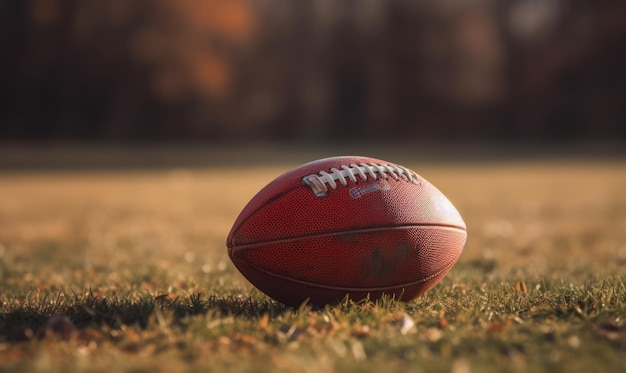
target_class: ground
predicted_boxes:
[0,146,624,372]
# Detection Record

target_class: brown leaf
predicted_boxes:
[486,319,512,333]
[258,313,270,329]
[439,310,449,328]
[515,280,528,294]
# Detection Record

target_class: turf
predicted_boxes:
[0,154,625,372]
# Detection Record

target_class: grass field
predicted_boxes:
[0,148,625,372]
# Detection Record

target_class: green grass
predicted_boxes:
[0,154,625,372]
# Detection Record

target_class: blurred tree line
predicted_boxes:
[1,0,624,141]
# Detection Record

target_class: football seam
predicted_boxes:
[237,254,460,294]
[227,183,302,247]
[229,223,467,248]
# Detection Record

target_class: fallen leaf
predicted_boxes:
[439,310,449,328]
[486,319,512,333]
[258,313,270,329]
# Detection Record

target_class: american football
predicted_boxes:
[227,156,467,306]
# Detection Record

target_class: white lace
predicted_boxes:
[302,163,418,197]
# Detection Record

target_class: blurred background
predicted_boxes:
[0,0,625,144]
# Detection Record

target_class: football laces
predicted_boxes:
[302,163,418,197]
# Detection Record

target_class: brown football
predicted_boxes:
[227,156,466,306]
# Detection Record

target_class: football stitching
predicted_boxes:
[302,163,419,197]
